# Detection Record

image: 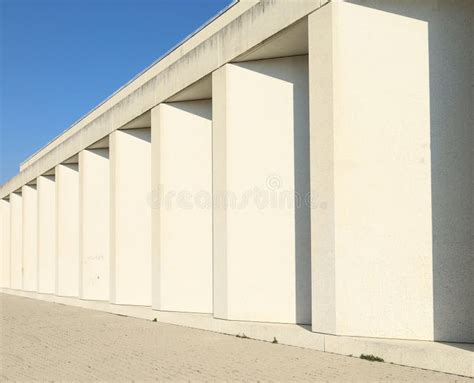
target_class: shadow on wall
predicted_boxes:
[347,0,473,343]
[62,163,79,172]
[120,128,151,144]
[88,148,109,160]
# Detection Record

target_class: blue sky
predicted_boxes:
[0,0,232,184]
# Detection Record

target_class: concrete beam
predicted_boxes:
[79,149,110,301]
[151,101,213,314]
[19,1,258,171]
[212,56,311,324]
[56,163,80,297]
[0,199,11,288]
[37,175,56,294]
[22,184,38,292]
[110,129,151,306]
[0,0,325,200]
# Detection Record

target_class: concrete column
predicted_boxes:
[110,129,151,306]
[212,56,311,324]
[151,101,212,313]
[0,199,11,288]
[9,192,23,289]
[56,163,80,297]
[79,149,110,301]
[309,1,473,342]
[37,175,56,294]
[22,184,38,292]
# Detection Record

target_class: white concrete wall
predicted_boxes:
[151,101,213,314]
[22,184,38,292]
[79,149,110,301]
[56,163,80,297]
[212,57,312,324]
[0,0,470,346]
[110,129,151,306]
[0,199,11,288]
[309,0,473,342]
[9,192,23,289]
[37,175,56,294]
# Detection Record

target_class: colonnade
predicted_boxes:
[0,0,472,345]
[0,55,314,325]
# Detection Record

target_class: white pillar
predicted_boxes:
[151,101,213,313]
[37,175,56,294]
[309,1,473,342]
[56,163,80,297]
[9,192,23,290]
[212,57,311,324]
[110,129,151,306]
[22,184,38,292]
[79,149,110,301]
[0,199,11,288]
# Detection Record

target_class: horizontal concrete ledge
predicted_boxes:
[2,289,472,377]
[18,0,258,171]
[0,0,326,199]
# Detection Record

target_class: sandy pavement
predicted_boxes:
[0,293,470,382]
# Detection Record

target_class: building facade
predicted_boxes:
[0,0,473,375]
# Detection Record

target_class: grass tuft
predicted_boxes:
[236,333,249,339]
[360,354,384,362]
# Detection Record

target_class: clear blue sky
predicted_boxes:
[0,0,232,185]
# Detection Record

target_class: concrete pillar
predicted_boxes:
[151,101,212,313]
[56,163,80,297]
[0,199,11,288]
[9,192,23,289]
[110,129,151,306]
[37,175,56,294]
[309,1,473,342]
[79,149,110,301]
[212,56,311,324]
[22,184,38,292]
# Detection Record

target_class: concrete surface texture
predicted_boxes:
[1,294,470,382]
[55,163,80,297]
[8,193,22,290]
[151,101,213,314]
[0,200,10,288]
[79,149,110,301]
[37,175,56,294]
[110,128,151,306]
[0,0,473,378]
[309,0,473,343]
[21,185,38,292]
[212,56,311,324]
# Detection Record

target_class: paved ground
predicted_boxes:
[0,294,471,382]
